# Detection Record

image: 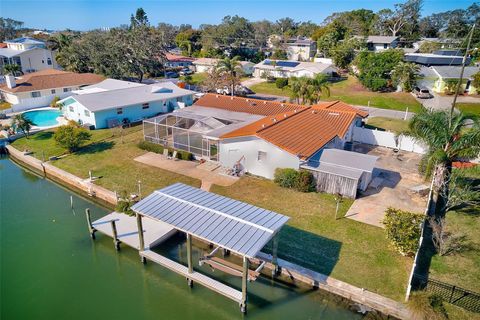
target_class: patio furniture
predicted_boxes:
[162,149,169,158]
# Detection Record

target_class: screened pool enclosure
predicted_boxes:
[143,112,223,160]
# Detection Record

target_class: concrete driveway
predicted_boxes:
[345,144,428,228]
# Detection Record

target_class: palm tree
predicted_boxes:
[3,64,22,76]
[407,109,480,215]
[216,56,243,96]
[48,33,73,52]
[391,62,420,92]
[290,74,330,104]
[12,113,35,138]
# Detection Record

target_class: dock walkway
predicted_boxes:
[141,250,243,303]
[92,212,176,250]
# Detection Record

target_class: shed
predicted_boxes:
[302,149,377,198]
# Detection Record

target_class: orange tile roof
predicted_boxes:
[165,53,195,62]
[0,69,105,93]
[194,93,306,116]
[314,100,369,118]
[0,43,7,48]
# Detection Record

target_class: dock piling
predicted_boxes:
[186,233,193,287]
[136,213,146,264]
[85,208,96,239]
[271,234,279,276]
[110,220,120,251]
[70,195,73,208]
[240,256,248,313]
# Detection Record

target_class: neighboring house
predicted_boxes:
[253,59,337,79]
[405,50,470,66]
[0,69,104,110]
[60,80,195,129]
[192,58,254,75]
[0,37,58,74]
[143,94,373,197]
[286,37,316,61]
[354,36,399,52]
[413,38,463,50]
[431,66,479,95]
[165,53,196,68]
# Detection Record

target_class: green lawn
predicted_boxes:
[212,178,412,301]
[12,126,201,195]
[456,103,480,116]
[249,77,423,112]
[366,117,409,134]
[180,72,207,85]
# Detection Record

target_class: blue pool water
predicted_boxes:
[22,109,62,127]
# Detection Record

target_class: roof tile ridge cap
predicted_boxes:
[256,106,312,134]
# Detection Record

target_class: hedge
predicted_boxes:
[137,140,194,161]
[274,168,315,192]
[382,207,424,256]
[275,78,288,89]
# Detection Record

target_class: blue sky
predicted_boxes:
[1,0,477,31]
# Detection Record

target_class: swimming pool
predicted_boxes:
[22,109,62,127]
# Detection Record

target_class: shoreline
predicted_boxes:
[5,143,411,319]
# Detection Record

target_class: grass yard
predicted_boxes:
[12,126,201,195]
[211,178,412,301]
[366,117,409,134]
[249,77,423,112]
[180,72,207,85]
[456,102,480,116]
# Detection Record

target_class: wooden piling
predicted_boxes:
[241,256,248,313]
[110,220,120,251]
[271,234,279,276]
[85,208,96,239]
[136,213,146,264]
[186,233,193,287]
[70,195,73,208]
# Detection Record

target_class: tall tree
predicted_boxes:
[216,56,243,96]
[130,7,149,28]
[391,62,420,92]
[3,63,22,76]
[375,0,423,39]
[12,114,34,138]
[0,17,23,41]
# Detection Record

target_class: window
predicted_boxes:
[31,91,41,98]
[47,58,52,65]
[84,110,90,117]
[176,97,183,102]
[63,88,71,93]
[142,103,149,109]
[117,108,123,115]
[51,89,56,94]
[69,106,74,112]
[257,151,267,162]
[383,43,388,49]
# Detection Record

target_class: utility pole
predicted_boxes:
[450,24,475,126]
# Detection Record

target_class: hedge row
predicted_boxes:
[273,168,316,192]
[137,140,195,161]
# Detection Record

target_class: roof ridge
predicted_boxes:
[255,107,312,134]
[202,92,305,109]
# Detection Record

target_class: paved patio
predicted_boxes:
[345,144,428,228]
[134,152,238,191]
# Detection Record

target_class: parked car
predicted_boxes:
[165,71,179,78]
[179,68,193,76]
[215,85,255,97]
[413,86,433,99]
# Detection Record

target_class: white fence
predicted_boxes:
[2,95,62,114]
[352,126,426,154]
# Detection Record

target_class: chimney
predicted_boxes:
[5,74,16,89]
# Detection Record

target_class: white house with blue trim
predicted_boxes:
[59,80,194,129]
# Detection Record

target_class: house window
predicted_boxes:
[257,151,267,162]
[51,89,56,94]
[63,88,71,93]
[69,106,74,112]
[384,43,388,49]
[176,97,183,102]
[84,110,90,117]
[142,103,149,109]
[117,108,123,115]
[47,58,52,65]
[31,91,41,98]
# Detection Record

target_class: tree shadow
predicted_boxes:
[75,141,115,155]
[32,131,54,140]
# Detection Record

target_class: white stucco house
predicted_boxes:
[192,58,254,75]
[0,69,104,111]
[143,94,374,197]
[253,59,337,79]
[286,37,316,61]
[60,80,195,129]
[354,36,399,52]
[0,37,58,74]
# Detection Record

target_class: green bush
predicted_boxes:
[115,191,135,216]
[137,140,194,161]
[54,124,92,152]
[382,207,424,256]
[275,78,288,89]
[274,168,315,192]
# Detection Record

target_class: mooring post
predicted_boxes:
[240,256,249,313]
[70,195,73,209]
[271,233,279,276]
[85,208,96,239]
[186,233,193,287]
[136,213,146,264]
[110,220,120,251]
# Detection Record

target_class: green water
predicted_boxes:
[0,157,363,320]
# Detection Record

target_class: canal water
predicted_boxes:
[1,157,364,320]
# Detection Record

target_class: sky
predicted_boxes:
[1,0,477,31]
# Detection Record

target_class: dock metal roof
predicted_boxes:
[131,183,289,258]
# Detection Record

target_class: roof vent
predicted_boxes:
[329,112,340,116]
[263,101,267,104]
[262,124,266,128]
[246,99,249,102]
[271,118,277,122]
[294,109,297,113]
[230,96,234,100]
[215,95,219,98]
[284,114,287,118]
[281,103,284,107]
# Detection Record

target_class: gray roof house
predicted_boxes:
[354,36,399,52]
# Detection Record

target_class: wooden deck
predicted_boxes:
[92,212,176,250]
[141,250,243,304]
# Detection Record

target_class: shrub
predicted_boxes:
[382,207,424,256]
[275,78,288,89]
[50,96,61,108]
[137,140,194,161]
[408,291,447,320]
[53,124,92,152]
[115,191,135,216]
[295,169,316,192]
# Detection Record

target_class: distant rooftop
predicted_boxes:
[431,66,479,79]
[5,37,45,45]
[255,59,334,73]
[354,35,399,44]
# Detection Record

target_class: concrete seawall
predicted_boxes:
[5,144,412,319]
